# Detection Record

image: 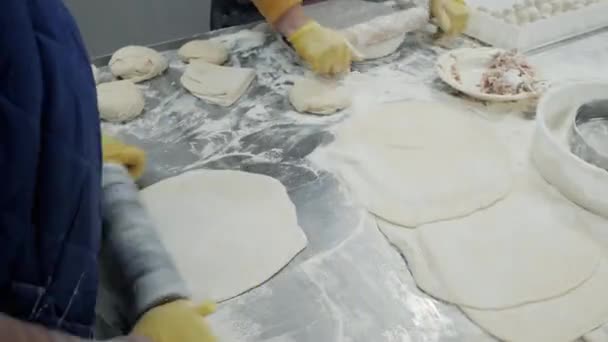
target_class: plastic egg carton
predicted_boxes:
[465,0,608,51]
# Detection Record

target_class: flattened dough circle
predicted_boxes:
[332,101,513,227]
[140,170,308,302]
[379,173,606,341]
[413,177,600,309]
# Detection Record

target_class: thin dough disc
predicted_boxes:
[289,78,351,115]
[109,46,168,83]
[140,170,308,302]
[178,40,228,65]
[381,174,601,310]
[331,101,513,227]
[97,80,144,123]
[463,258,608,342]
[181,60,255,107]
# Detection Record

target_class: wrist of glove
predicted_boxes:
[133,300,217,342]
[431,0,469,36]
[288,21,353,75]
[102,135,146,180]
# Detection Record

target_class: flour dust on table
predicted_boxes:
[323,101,513,227]
[140,170,308,302]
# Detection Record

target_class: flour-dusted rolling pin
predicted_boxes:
[342,8,429,50]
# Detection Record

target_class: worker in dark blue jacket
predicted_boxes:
[0,0,103,335]
[1,1,215,341]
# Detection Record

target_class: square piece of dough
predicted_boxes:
[181,60,255,107]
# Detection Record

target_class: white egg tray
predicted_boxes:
[465,1,608,51]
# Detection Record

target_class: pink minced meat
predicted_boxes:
[480,50,537,95]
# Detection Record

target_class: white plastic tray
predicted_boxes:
[465,2,608,52]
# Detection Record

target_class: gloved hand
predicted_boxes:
[288,21,353,75]
[133,300,216,342]
[431,0,469,36]
[102,135,146,180]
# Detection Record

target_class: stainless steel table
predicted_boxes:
[99,8,608,340]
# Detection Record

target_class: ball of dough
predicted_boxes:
[97,80,145,122]
[178,40,228,65]
[527,7,541,21]
[551,1,562,13]
[109,46,168,83]
[516,9,531,24]
[562,0,575,10]
[289,78,350,115]
[539,3,553,15]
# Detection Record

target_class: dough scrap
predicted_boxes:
[380,173,601,310]
[178,40,228,65]
[289,78,351,115]
[97,80,145,123]
[140,170,308,302]
[330,101,513,227]
[109,46,168,83]
[181,60,255,107]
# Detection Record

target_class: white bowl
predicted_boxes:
[532,82,608,218]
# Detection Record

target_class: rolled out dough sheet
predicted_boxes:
[329,101,513,227]
[379,171,608,341]
[464,258,608,342]
[380,172,601,310]
[140,170,308,302]
[181,60,255,107]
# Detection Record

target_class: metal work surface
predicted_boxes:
[100,7,608,341]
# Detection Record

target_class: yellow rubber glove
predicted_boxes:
[253,0,302,24]
[288,21,353,75]
[133,300,217,342]
[431,0,469,36]
[102,135,146,180]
